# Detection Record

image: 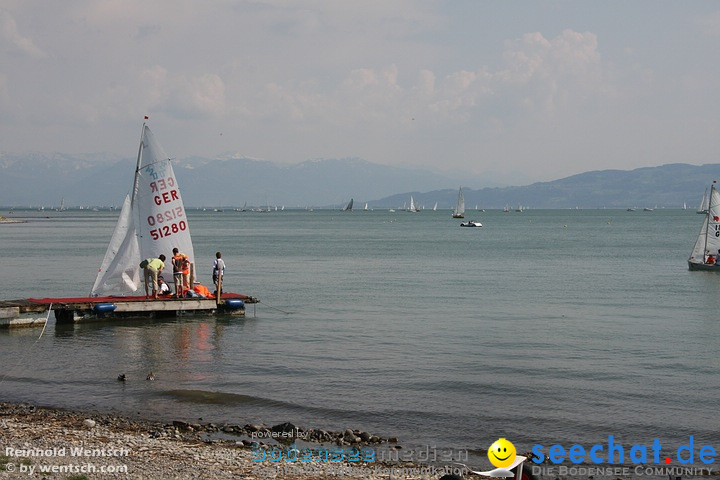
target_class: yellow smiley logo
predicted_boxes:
[488,438,516,468]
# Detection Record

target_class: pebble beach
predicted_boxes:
[0,402,462,480]
[0,216,25,224]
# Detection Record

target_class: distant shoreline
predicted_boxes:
[0,216,25,223]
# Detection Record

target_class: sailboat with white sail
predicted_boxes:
[688,181,720,271]
[91,121,195,296]
[0,119,253,326]
[452,187,465,218]
[407,195,419,213]
[697,189,709,214]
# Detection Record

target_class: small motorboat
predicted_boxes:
[460,221,482,227]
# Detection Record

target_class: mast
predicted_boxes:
[704,182,717,258]
[130,119,147,210]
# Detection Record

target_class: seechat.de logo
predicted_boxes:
[488,438,517,468]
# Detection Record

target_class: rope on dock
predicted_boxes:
[0,304,52,387]
[38,303,51,339]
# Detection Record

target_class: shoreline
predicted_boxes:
[0,216,26,224]
[0,401,463,479]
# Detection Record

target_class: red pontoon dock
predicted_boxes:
[0,293,258,328]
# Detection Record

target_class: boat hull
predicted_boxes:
[688,261,720,271]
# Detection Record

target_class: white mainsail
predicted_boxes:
[697,189,709,214]
[135,126,194,268]
[91,124,194,296]
[408,195,418,212]
[452,187,465,218]
[689,184,720,265]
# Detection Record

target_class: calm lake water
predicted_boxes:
[1,208,719,468]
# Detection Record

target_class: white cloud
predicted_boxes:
[498,30,603,115]
[697,10,720,36]
[1,1,719,182]
[0,9,46,58]
[0,73,8,110]
[137,67,226,118]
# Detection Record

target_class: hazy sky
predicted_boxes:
[2,1,720,182]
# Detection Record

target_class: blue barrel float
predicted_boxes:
[93,303,117,313]
[223,299,244,310]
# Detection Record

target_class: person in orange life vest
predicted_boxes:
[706,250,716,264]
[172,247,191,296]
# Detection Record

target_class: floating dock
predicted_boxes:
[0,293,258,328]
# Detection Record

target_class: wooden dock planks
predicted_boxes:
[0,293,258,328]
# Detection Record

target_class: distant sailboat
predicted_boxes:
[697,189,709,214]
[452,187,464,218]
[433,202,437,211]
[364,202,368,211]
[407,195,419,213]
[344,198,354,211]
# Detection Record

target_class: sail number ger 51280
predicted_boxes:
[147,205,187,240]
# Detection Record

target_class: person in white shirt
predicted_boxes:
[213,251,226,294]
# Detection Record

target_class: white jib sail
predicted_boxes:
[91,194,141,296]
[135,126,195,274]
[690,185,720,264]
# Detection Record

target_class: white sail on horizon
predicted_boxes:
[697,189,709,214]
[408,195,419,212]
[452,187,465,217]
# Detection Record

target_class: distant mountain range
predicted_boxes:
[0,153,481,209]
[0,152,717,209]
[382,163,720,210]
